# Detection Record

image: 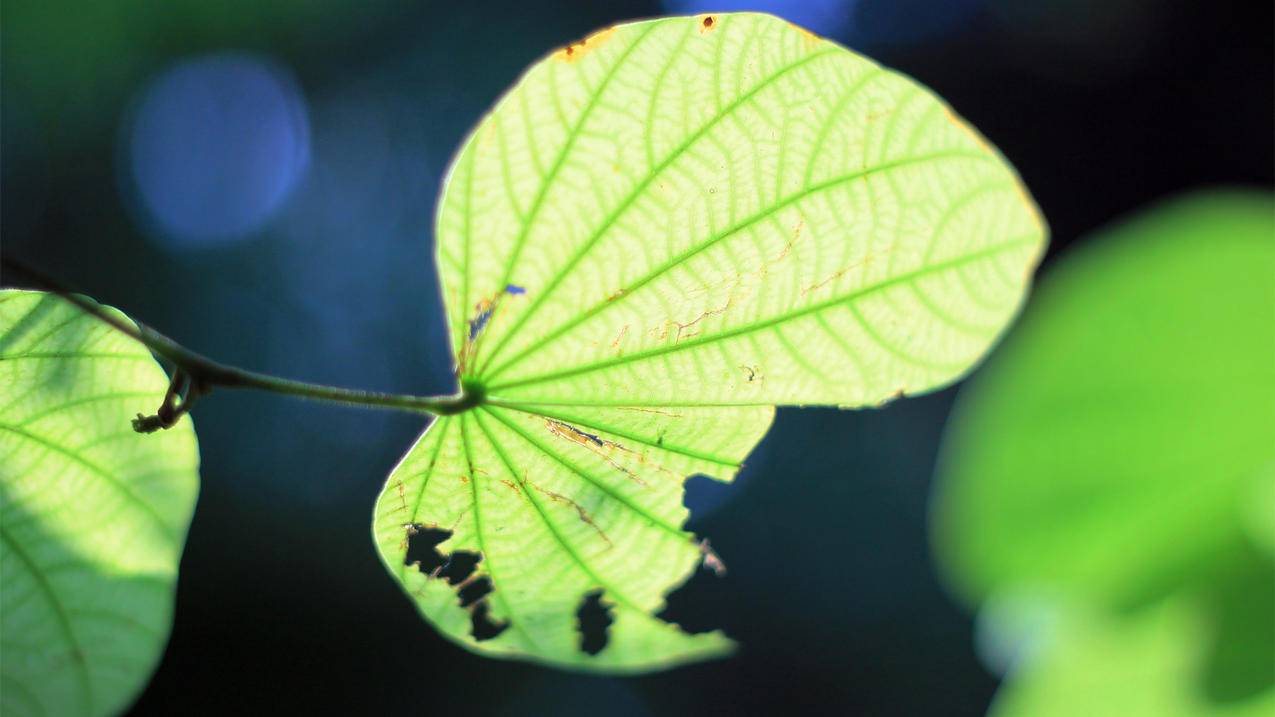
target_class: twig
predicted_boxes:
[2,256,483,430]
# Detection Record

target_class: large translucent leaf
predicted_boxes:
[374,12,1045,670]
[0,290,200,716]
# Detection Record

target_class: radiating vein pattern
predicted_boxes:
[378,12,1045,671]
[373,404,773,669]
[0,291,200,717]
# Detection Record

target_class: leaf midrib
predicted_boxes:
[473,38,843,377]
[465,22,662,376]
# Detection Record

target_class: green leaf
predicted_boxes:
[988,593,1275,717]
[375,12,1045,670]
[932,190,1275,611]
[930,190,1275,713]
[0,290,200,717]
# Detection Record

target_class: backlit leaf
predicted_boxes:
[375,12,1045,670]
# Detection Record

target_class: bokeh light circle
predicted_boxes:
[125,52,310,248]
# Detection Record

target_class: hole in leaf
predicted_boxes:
[403,525,451,573]
[458,575,494,608]
[577,589,613,655]
[471,601,509,642]
[402,525,510,642]
[403,525,481,585]
[439,551,481,585]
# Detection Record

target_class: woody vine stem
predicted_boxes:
[2,257,482,430]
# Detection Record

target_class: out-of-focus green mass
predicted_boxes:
[931,190,1275,716]
[0,291,201,717]
[0,0,400,142]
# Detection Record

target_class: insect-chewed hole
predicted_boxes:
[439,551,481,585]
[471,601,509,642]
[404,525,482,584]
[576,589,614,655]
[403,524,510,643]
[458,575,494,608]
[404,525,452,573]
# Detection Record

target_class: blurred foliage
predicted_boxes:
[932,189,1275,715]
[1,0,399,143]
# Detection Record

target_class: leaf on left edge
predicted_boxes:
[0,289,200,717]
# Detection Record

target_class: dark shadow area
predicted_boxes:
[657,562,727,635]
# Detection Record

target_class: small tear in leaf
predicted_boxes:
[544,419,647,486]
[577,589,614,655]
[546,418,605,447]
[404,525,452,573]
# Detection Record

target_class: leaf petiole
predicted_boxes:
[2,256,477,425]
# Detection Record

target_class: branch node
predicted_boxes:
[132,369,205,433]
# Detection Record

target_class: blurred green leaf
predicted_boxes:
[931,189,1275,714]
[0,290,200,717]
[933,190,1275,610]
[374,12,1046,671]
[989,591,1275,717]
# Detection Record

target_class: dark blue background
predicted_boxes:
[3,0,1271,713]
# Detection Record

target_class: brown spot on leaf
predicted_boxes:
[610,324,629,350]
[523,475,613,548]
[791,22,822,47]
[545,418,647,486]
[555,26,618,62]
